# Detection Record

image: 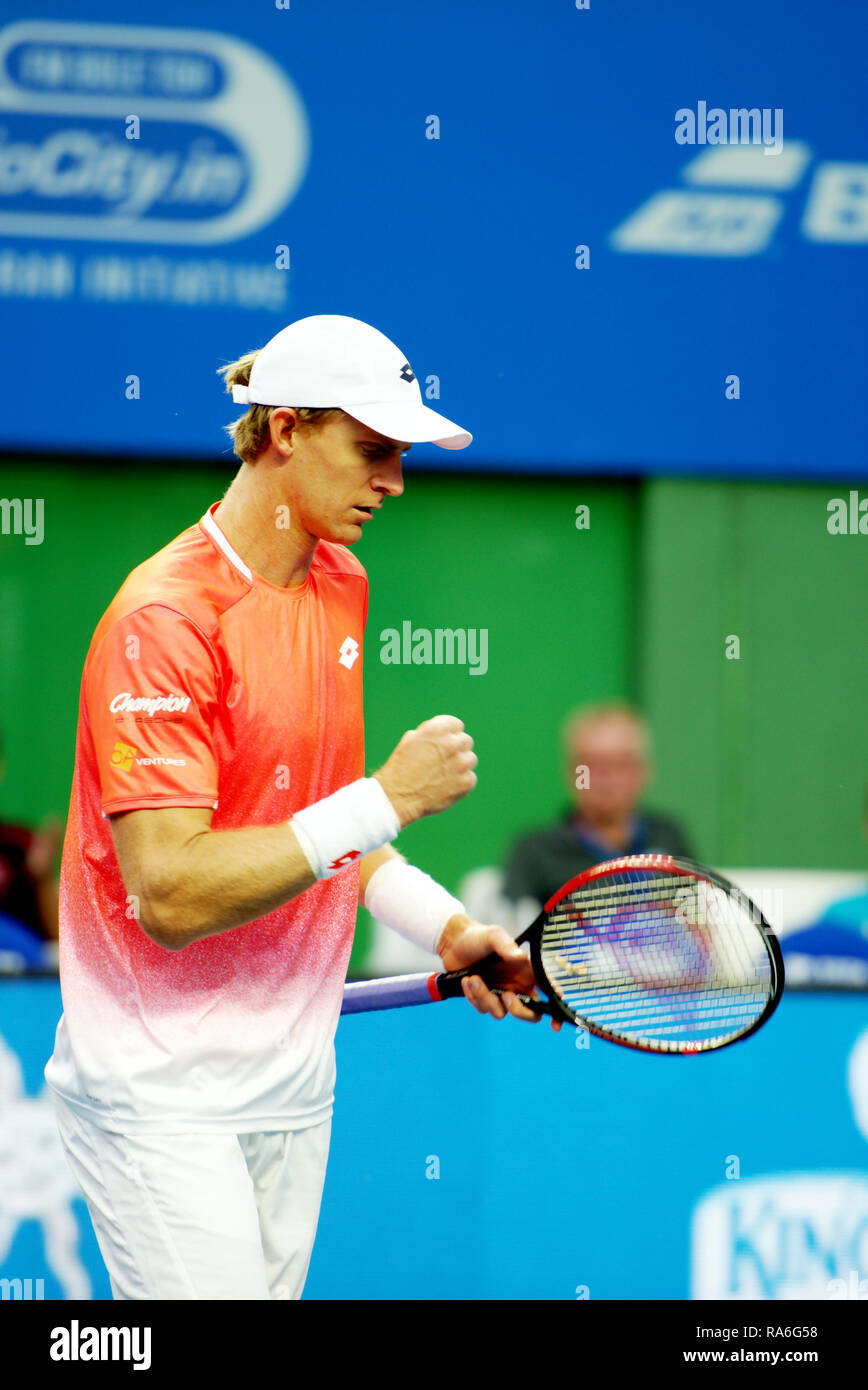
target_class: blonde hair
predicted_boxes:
[216,349,344,463]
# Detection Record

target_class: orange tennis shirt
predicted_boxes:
[45,503,368,1133]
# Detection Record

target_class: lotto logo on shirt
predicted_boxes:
[110,740,138,771]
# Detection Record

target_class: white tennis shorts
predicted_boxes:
[51,1095,331,1300]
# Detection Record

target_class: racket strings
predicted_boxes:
[540,869,774,1052]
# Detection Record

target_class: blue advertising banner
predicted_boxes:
[1,977,866,1300]
[0,1,865,476]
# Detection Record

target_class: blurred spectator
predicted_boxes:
[0,729,62,956]
[503,701,693,906]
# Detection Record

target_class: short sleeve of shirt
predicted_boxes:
[86,605,221,814]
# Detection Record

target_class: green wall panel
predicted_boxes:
[638,478,868,869]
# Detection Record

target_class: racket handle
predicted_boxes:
[433,950,505,999]
[340,972,439,1015]
[339,972,559,1020]
[340,930,550,1019]
[433,965,560,1018]
[433,927,533,1001]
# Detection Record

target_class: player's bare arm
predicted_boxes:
[110,806,316,950]
[110,714,478,953]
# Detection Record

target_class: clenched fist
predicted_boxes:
[373,715,478,828]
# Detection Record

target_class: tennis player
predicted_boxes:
[44,314,550,1301]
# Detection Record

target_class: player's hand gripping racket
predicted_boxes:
[341,855,784,1054]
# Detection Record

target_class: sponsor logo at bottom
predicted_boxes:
[691,1173,868,1299]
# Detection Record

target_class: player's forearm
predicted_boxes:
[139,822,317,950]
[359,844,468,959]
[358,849,469,961]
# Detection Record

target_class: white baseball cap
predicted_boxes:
[230,314,472,450]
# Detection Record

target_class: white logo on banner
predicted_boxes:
[0,1034,90,1298]
[611,141,868,256]
[691,1172,868,1299]
[0,20,310,244]
[848,1028,868,1144]
[691,1027,868,1299]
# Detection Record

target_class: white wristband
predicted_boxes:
[363,858,466,956]
[291,778,401,879]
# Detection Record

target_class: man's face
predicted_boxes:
[568,715,649,824]
[276,410,409,545]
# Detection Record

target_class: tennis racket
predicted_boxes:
[341,854,784,1054]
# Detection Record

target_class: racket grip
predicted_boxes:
[433,928,534,1001]
[433,950,505,1000]
[435,972,558,1018]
